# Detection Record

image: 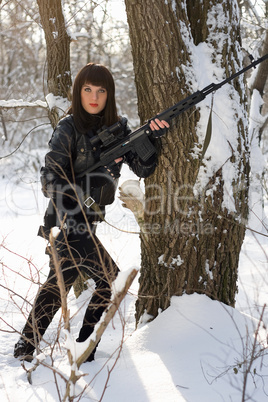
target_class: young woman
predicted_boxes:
[14,63,169,363]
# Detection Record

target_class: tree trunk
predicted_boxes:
[251,29,268,138]
[37,0,72,127]
[124,0,250,323]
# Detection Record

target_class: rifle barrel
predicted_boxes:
[202,53,268,97]
[156,53,268,122]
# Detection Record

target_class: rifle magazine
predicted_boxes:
[134,136,156,161]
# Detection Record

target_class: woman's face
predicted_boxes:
[80,83,108,114]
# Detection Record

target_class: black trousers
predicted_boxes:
[22,224,119,348]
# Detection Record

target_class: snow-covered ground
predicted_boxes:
[0,157,267,402]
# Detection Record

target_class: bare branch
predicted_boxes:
[77,268,137,369]
[63,269,138,401]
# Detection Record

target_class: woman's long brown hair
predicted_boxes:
[68,63,119,132]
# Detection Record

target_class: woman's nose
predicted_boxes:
[91,91,98,100]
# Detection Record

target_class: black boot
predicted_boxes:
[14,337,35,362]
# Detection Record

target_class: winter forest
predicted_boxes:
[0,0,268,401]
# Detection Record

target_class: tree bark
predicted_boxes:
[251,29,268,139]
[124,0,250,323]
[252,30,268,97]
[37,0,72,127]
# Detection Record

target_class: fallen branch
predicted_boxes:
[78,268,137,368]
[64,268,138,401]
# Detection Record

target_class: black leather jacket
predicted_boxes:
[41,114,157,223]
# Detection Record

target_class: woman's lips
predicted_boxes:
[89,103,98,107]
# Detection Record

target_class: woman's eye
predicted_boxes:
[85,87,91,92]
[99,88,106,93]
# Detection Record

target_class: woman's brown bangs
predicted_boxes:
[83,64,112,90]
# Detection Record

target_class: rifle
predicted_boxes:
[78,53,268,179]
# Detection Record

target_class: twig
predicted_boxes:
[49,231,70,332]
[241,304,267,402]
[99,340,124,402]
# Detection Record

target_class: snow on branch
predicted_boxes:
[67,268,138,370]
[0,99,47,109]
[0,94,70,114]
[62,268,138,401]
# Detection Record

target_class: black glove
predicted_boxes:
[151,125,168,138]
[98,161,121,180]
